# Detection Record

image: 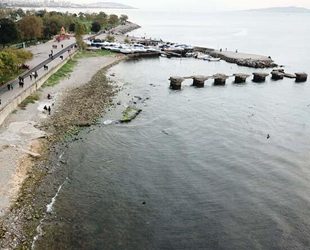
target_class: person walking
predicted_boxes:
[48,106,51,115]
[30,74,32,80]
[7,84,11,91]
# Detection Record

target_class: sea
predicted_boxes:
[28,8,310,249]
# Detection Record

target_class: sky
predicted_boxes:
[72,0,310,11]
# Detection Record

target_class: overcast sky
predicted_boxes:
[73,0,310,11]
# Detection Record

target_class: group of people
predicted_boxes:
[43,94,55,115]
[43,105,52,115]
[18,76,25,88]
[7,83,14,91]
[29,71,38,81]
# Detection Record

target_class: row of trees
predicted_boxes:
[0,48,33,78]
[0,7,129,47]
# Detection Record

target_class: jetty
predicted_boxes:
[169,71,307,89]
[194,47,277,68]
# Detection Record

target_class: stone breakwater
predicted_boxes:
[209,52,278,69]
[108,21,141,35]
[194,47,277,68]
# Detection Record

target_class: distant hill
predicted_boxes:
[247,6,310,13]
[83,2,135,9]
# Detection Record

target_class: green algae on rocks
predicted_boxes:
[120,107,142,122]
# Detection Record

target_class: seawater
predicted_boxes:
[34,10,310,250]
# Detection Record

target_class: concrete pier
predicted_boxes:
[169,76,185,90]
[271,71,285,80]
[295,73,308,82]
[253,73,269,82]
[213,74,230,85]
[192,76,209,88]
[233,73,250,83]
[284,73,296,79]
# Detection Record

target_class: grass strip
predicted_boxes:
[42,59,78,88]
[18,93,40,108]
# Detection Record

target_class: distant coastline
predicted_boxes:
[2,1,136,9]
[244,6,310,13]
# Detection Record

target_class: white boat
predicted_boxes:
[120,48,133,54]
[204,57,221,62]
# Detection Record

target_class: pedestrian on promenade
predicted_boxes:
[51,50,53,55]
[30,74,32,80]
[34,71,38,80]
[61,44,63,48]
[7,84,11,91]
[48,106,51,115]
[11,84,13,90]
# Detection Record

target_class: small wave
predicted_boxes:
[31,177,68,249]
[46,178,68,213]
[232,29,248,37]
[103,119,119,125]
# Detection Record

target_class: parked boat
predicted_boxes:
[203,56,221,62]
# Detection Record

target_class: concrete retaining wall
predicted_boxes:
[0,51,78,126]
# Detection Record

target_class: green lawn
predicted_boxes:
[18,93,40,108]
[42,59,78,88]
[75,49,116,59]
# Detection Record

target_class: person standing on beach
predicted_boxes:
[48,106,51,115]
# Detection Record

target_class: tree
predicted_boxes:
[78,12,84,20]
[91,21,101,33]
[108,14,119,25]
[0,51,18,76]
[69,23,75,32]
[98,12,107,19]
[18,16,43,40]
[75,22,85,50]
[0,18,19,47]
[106,35,115,42]
[124,38,131,44]
[120,14,128,22]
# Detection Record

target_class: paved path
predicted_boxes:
[0,38,78,109]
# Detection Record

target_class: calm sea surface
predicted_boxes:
[33,9,310,249]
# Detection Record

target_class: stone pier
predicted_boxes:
[169,76,185,90]
[295,73,308,82]
[192,75,208,88]
[213,74,230,85]
[271,71,285,80]
[253,73,269,82]
[233,73,250,83]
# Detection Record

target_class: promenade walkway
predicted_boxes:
[0,38,78,109]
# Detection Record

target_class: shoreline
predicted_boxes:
[0,52,127,248]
